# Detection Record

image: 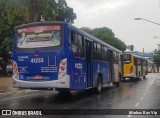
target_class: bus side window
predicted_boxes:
[102,46,108,62]
[113,51,117,64]
[93,42,97,60]
[143,59,146,66]
[102,46,104,61]
[71,32,84,58]
[71,32,76,44]
[116,52,120,64]
[77,34,84,58]
[97,43,102,60]
[71,32,78,57]
[134,57,137,65]
[137,58,141,66]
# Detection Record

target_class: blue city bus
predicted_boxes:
[12,21,122,93]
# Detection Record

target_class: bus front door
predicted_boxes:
[85,40,92,88]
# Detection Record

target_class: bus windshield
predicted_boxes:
[123,54,131,64]
[16,25,61,48]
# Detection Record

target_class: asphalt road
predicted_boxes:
[0,73,160,118]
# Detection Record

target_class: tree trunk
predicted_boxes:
[0,61,7,76]
[29,0,39,22]
[2,65,7,75]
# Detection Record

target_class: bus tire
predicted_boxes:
[95,76,102,93]
[115,82,120,87]
[56,89,71,95]
[143,75,146,79]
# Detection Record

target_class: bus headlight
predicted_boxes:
[58,58,67,79]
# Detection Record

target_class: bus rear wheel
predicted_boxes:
[114,82,120,87]
[56,88,71,95]
[143,75,146,79]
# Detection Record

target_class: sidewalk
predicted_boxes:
[0,76,14,92]
[0,77,37,95]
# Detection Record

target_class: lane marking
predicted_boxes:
[135,102,139,107]
[127,115,132,117]
[146,78,155,91]
[144,93,146,96]
[0,93,41,102]
[150,78,156,85]
[140,97,144,100]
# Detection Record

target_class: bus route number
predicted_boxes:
[31,58,44,63]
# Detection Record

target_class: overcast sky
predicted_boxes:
[66,0,160,53]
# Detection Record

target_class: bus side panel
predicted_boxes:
[92,61,109,87]
[69,58,87,90]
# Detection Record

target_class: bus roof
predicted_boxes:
[14,21,65,29]
[14,21,122,53]
[124,53,147,59]
[68,23,122,53]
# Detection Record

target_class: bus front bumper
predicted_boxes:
[124,73,135,78]
[12,75,70,89]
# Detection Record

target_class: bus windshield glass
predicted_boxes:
[123,54,131,64]
[16,25,61,48]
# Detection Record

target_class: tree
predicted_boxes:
[81,27,126,51]
[5,0,76,23]
[0,0,76,75]
[80,27,92,34]
[0,0,14,75]
[153,45,160,69]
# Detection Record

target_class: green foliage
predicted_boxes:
[0,0,76,75]
[5,0,76,23]
[81,27,126,51]
[153,46,160,67]
[80,27,92,34]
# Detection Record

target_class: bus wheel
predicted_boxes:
[143,76,146,79]
[115,82,120,87]
[96,76,102,93]
[113,81,120,87]
[56,89,71,95]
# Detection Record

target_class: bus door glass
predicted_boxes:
[123,54,131,64]
[85,40,92,87]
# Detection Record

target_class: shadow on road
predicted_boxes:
[29,86,117,107]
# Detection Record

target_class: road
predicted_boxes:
[0,73,160,118]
